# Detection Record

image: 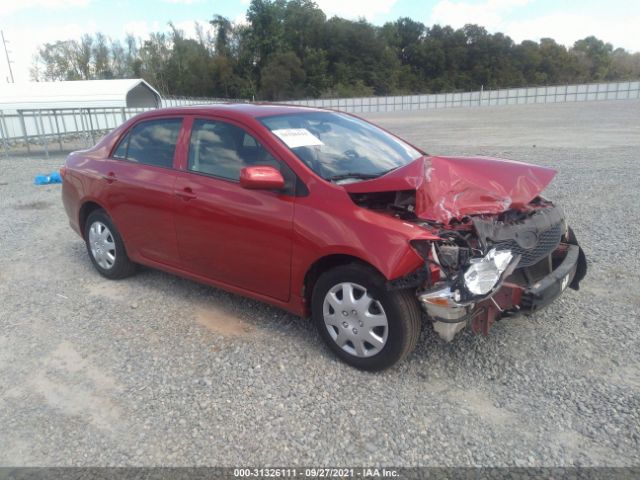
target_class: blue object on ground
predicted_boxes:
[34,172,62,185]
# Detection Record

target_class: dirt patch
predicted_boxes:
[86,282,129,302]
[47,342,120,391]
[13,201,51,210]
[453,387,516,425]
[195,305,254,337]
[28,373,121,431]
[7,342,123,432]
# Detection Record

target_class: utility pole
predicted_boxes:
[1,30,15,83]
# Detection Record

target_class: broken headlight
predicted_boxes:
[463,249,516,296]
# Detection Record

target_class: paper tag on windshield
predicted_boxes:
[272,128,324,149]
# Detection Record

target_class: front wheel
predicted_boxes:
[311,263,421,371]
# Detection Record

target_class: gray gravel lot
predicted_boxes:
[0,100,639,467]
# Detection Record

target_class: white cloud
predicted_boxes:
[313,0,398,21]
[430,0,530,30]
[505,11,640,52]
[0,0,92,82]
[233,13,249,26]
[0,0,89,17]
[122,20,216,41]
[0,18,217,83]
[428,0,640,52]
[173,20,216,40]
[0,21,97,83]
[123,20,163,38]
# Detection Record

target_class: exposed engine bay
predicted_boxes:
[349,189,588,341]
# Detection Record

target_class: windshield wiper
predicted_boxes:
[380,165,401,175]
[326,172,381,182]
[327,166,401,183]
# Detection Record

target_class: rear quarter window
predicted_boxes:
[113,118,182,168]
[112,132,130,159]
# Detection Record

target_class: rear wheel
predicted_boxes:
[311,263,421,370]
[84,210,136,279]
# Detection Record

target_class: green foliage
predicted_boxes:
[260,51,306,100]
[31,1,640,99]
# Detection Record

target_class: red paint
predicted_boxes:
[343,155,557,223]
[61,105,556,317]
[172,167,295,302]
[471,284,525,335]
[239,166,285,190]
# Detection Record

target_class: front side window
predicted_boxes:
[259,111,422,183]
[188,119,279,181]
[112,118,182,168]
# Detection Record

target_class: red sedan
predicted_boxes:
[61,104,586,370]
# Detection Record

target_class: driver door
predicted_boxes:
[173,117,295,301]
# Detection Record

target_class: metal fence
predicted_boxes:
[0,107,153,157]
[0,96,246,157]
[160,96,244,107]
[1,80,639,157]
[285,80,640,113]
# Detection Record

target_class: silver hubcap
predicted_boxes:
[323,282,389,358]
[89,221,116,270]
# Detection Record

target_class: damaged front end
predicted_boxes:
[414,203,587,341]
[344,155,587,342]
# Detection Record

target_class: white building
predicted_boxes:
[0,78,161,112]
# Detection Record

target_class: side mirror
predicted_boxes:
[239,166,285,190]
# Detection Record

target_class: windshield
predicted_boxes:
[259,111,422,183]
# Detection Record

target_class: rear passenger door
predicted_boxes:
[103,117,184,265]
[173,117,295,301]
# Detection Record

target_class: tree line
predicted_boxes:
[30,0,640,100]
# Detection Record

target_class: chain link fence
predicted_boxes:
[1,80,638,157]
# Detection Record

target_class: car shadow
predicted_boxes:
[70,244,526,373]
[122,263,336,356]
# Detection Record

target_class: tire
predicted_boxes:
[84,209,137,280]
[311,263,421,371]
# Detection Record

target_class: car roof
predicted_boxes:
[137,103,328,121]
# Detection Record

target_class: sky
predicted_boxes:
[1,0,639,83]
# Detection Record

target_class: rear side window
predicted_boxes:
[112,132,129,159]
[113,118,182,168]
[188,119,279,181]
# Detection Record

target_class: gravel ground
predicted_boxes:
[0,100,638,467]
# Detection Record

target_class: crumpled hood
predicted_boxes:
[342,155,557,223]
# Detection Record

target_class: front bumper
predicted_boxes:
[521,244,579,312]
[418,242,587,338]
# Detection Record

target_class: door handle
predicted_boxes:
[102,172,117,183]
[175,187,197,200]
